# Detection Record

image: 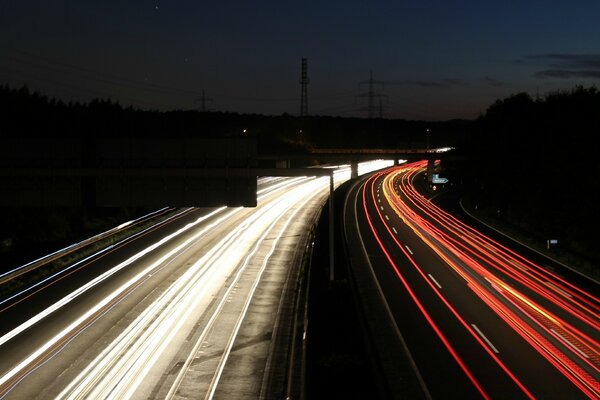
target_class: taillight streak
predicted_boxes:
[375,163,600,398]
[364,171,535,399]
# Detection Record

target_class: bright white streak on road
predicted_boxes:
[0,207,171,280]
[0,175,310,352]
[0,176,310,392]
[0,160,393,398]
[173,178,321,400]
[0,207,227,350]
[58,173,341,398]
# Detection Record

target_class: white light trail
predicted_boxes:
[0,160,390,398]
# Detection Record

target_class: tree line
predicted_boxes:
[0,84,467,153]
[2,83,597,273]
[448,85,600,272]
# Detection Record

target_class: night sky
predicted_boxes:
[2,1,599,120]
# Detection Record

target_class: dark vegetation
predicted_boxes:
[1,83,598,277]
[0,84,468,152]
[445,85,600,277]
[0,84,466,270]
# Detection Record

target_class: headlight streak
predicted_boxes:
[57,171,351,399]
[0,206,236,396]
[368,162,600,398]
[0,161,388,399]
[0,207,173,282]
[1,174,313,346]
[1,177,305,319]
[1,175,310,396]
[204,181,323,400]
[0,208,197,311]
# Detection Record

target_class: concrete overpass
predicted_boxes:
[261,146,456,180]
[0,137,455,208]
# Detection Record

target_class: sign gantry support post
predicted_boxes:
[329,173,335,281]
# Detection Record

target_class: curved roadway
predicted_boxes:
[0,161,391,400]
[344,161,600,399]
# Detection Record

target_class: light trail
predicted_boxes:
[0,160,393,399]
[359,162,600,398]
[0,207,176,283]
[0,207,195,310]
[57,174,330,399]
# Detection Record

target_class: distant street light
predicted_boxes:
[426,128,430,150]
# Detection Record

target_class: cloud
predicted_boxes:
[523,54,600,80]
[406,78,465,88]
[484,76,505,87]
[527,54,600,69]
[535,69,600,79]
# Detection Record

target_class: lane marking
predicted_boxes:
[551,329,589,358]
[404,245,413,255]
[385,215,390,221]
[471,324,499,353]
[428,274,442,289]
[545,281,572,298]
[392,227,398,234]
[380,206,384,211]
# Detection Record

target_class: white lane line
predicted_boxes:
[545,281,572,298]
[404,245,413,255]
[380,206,384,211]
[471,324,499,353]
[551,329,589,359]
[392,227,398,234]
[427,274,442,289]
[385,215,390,221]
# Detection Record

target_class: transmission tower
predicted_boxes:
[357,71,387,118]
[300,57,309,116]
[195,90,213,112]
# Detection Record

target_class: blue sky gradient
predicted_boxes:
[2,1,599,120]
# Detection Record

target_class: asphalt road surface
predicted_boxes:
[344,161,600,399]
[0,161,392,400]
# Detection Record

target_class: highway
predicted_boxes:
[0,160,392,400]
[344,161,600,399]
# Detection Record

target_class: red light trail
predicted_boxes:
[358,161,600,399]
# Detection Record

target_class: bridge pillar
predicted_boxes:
[276,159,290,169]
[350,161,359,179]
[329,174,335,281]
[426,159,435,182]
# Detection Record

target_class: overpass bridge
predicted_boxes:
[262,146,455,180]
[0,137,455,208]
